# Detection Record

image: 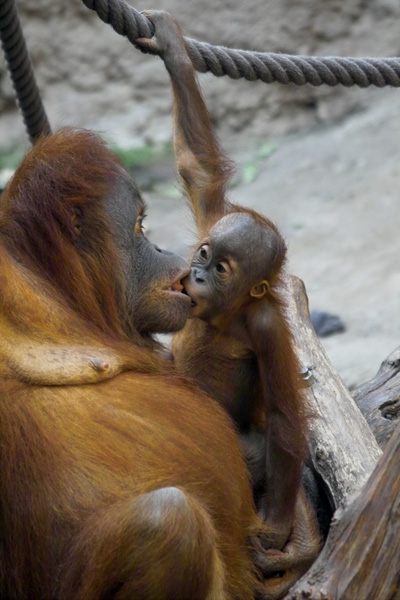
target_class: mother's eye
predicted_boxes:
[135,214,146,234]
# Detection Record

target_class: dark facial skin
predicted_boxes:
[184,212,278,325]
[102,171,191,334]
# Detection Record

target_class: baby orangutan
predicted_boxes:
[137,11,321,598]
[176,212,299,503]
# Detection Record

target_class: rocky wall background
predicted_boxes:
[0,0,399,150]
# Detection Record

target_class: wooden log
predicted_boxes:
[286,276,382,508]
[284,421,400,600]
[352,346,400,449]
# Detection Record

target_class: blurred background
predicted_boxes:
[0,0,399,388]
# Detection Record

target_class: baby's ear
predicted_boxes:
[250,280,269,299]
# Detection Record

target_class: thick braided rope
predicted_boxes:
[82,0,400,87]
[0,0,51,143]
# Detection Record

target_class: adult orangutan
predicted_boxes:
[0,124,320,600]
[136,10,321,595]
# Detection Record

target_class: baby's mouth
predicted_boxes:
[182,282,197,308]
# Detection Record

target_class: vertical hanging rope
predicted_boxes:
[0,0,51,143]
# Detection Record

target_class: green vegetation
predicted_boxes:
[0,146,25,189]
[0,147,24,171]
[0,138,278,192]
[231,139,277,187]
[152,182,181,199]
[111,142,173,170]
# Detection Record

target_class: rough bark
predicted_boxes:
[281,277,400,599]
[284,420,400,600]
[352,345,400,449]
[286,276,381,509]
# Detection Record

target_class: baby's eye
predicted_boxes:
[198,244,210,260]
[215,261,230,276]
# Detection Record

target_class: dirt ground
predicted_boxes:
[144,89,400,391]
